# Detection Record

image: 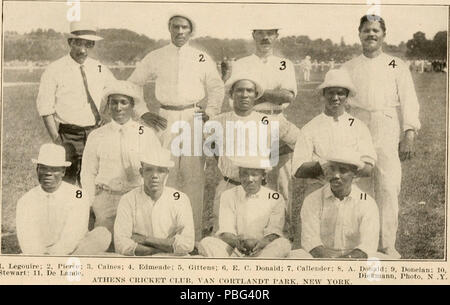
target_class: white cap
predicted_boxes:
[100,80,143,113]
[317,69,356,97]
[32,143,71,167]
[230,156,272,171]
[325,148,365,170]
[168,13,196,35]
[139,143,174,168]
[251,21,281,31]
[69,21,103,41]
[225,72,265,100]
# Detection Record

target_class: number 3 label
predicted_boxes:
[279,61,286,70]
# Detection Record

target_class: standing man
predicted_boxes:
[228,23,298,230]
[342,14,421,258]
[81,80,161,234]
[16,143,111,255]
[114,146,195,256]
[128,14,225,240]
[300,55,312,82]
[36,21,117,185]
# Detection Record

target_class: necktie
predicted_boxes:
[80,65,101,126]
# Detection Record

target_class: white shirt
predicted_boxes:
[342,53,421,132]
[36,55,116,126]
[81,119,161,203]
[16,182,89,255]
[292,112,377,176]
[114,186,195,256]
[216,186,285,240]
[232,54,297,111]
[301,184,380,255]
[128,43,225,117]
[208,111,299,180]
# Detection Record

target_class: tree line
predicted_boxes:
[4,28,447,64]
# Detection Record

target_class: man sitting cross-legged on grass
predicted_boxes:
[16,143,111,255]
[199,156,291,258]
[289,149,390,259]
[113,144,195,256]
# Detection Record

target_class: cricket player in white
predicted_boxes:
[199,156,291,258]
[128,14,225,240]
[16,143,111,255]
[81,80,161,234]
[342,15,420,258]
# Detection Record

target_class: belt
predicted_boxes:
[256,109,283,115]
[160,102,200,111]
[224,176,241,186]
[59,123,96,133]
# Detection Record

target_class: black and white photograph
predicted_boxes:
[0,0,449,285]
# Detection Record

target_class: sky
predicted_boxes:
[3,1,448,45]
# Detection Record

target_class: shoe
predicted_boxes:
[382,248,401,259]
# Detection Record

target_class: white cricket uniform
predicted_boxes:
[342,53,420,253]
[16,182,111,255]
[128,43,225,240]
[114,186,195,256]
[292,112,377,195]
[199,186,291,258]
[289,184,389,259]
[81,119,161,232]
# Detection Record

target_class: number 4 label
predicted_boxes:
[389,60,397,68]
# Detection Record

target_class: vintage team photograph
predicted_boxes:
[1,1,447,260]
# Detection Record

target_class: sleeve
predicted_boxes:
[397,60,421,132]
[16,195,47,255]
[215,191,238,236]
[47,194,90,255]
[281,59,298,97]
[36,67,57,116]
[278,115,300,149]
[172,196,195,255]
[102,65,117,83]
[128,53,155,117]
[80,133,99,206]
[113,194,138,256]
[356,199,380,255]
[203,54,225,118]
[300,192,324,252]
[291,128,314,177]
[263,198,285,237]
[357,121,377,165]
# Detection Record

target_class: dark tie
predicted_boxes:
[80,65,101,126]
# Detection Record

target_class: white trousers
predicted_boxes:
[198,236,292,258]
[92,191,124,234]
[159,107,205,241]
[72,227,112,255]
[349,107,402,252]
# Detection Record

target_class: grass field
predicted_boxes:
[1,68,447,259]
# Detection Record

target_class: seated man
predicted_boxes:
[292,69,376,197]
[114,145,195,256]
[289,149,388,259]
[199,156,291,258]
[208,72,299,232]
[16,143,111,255]
[81,80,161,233]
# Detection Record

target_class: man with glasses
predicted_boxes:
[36,20,116,185]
